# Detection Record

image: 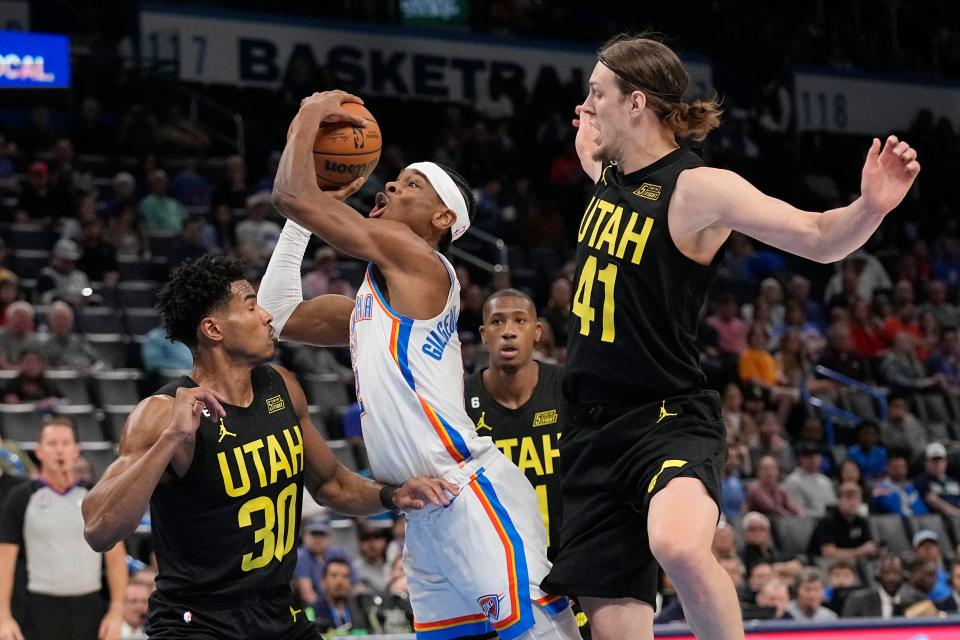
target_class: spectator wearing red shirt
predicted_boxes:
[849,300,885,359]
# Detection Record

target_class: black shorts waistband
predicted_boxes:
[566,388,720,427]
[153,584,292,610]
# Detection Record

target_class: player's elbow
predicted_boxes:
[83,521,114,553]
[81,500,118,552]
[271,189,295,213]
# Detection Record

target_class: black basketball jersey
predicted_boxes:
[464,362,564,559]
[149,365,305,601]
[563,148,721,405]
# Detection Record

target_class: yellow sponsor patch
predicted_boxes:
[633,183,662,200]
[532,409,558,427]
[266,394,285,414]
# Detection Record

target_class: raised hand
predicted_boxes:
[169,386,227,439]
[572,103,602,181]
[860,135,920,216]
[298,90,368,128]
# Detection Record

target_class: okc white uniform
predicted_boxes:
[349,254,568,640]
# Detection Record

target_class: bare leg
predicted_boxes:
[579,597,654,640]
[648,477,745,640]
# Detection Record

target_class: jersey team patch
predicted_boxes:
[266,394,285,414]
[633,183,662,200]
[532,409,558,427]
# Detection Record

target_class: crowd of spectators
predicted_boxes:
[1,2,960,636]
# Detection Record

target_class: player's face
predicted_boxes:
[480,296,541,372]
[216,280,277,363]
[372,169,448,239]
[583,62,634,164]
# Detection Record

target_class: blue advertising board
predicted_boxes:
[0,30,70,88]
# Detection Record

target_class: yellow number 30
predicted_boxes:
[238,483,299,572]
[572,255,618,343]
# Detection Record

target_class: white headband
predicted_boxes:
[406,162,470,242]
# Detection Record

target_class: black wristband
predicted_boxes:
[379,485,399,512]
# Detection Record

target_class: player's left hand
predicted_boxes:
[97,610,122,640]
[860,135,920,216]
[394,476,460,510]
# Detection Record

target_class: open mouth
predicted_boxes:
[369,192,388,218]
[499,344,519,358]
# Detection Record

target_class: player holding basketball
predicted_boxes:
[81,255,455,640]
[260,90,580,640]
[539,34,921,640]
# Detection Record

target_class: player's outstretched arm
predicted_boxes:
[82,388,227,552]
[257,220,354,347]
[273,365,458,515]
[271,91,439,275]
[676,135,920,264]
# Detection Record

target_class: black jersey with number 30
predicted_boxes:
[149,365,305,601]
[563,148,721,405]
[464,363,564,559]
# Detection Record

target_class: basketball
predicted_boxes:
[309,102,381,189]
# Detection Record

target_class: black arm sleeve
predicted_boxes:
[0,481,35,546]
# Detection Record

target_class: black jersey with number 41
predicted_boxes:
[464,362,564,559]
[149,365,305,601]
[563,148,722,406]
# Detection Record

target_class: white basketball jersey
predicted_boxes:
[349,254,497,486]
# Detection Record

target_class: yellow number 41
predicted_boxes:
[572,255,618,343]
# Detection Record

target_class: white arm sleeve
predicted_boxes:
[257,220,311,339]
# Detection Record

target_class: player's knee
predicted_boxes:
[649,527,711,576]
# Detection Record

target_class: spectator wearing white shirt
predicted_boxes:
[234,191,281,264]
[784,441,837,517]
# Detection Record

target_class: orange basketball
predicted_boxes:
[309,102,381,189]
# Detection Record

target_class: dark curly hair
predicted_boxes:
[156,255,247,350]
[434,163,476,254]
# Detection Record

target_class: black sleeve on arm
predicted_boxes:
[0,482,34,546]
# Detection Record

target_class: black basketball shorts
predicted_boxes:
[146,586,320,640]
[542,389,725,606]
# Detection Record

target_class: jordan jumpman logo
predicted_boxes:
[657,400,678,424]
[475,411,492,432]
[217,418,237,443]
[290,605,302,622]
